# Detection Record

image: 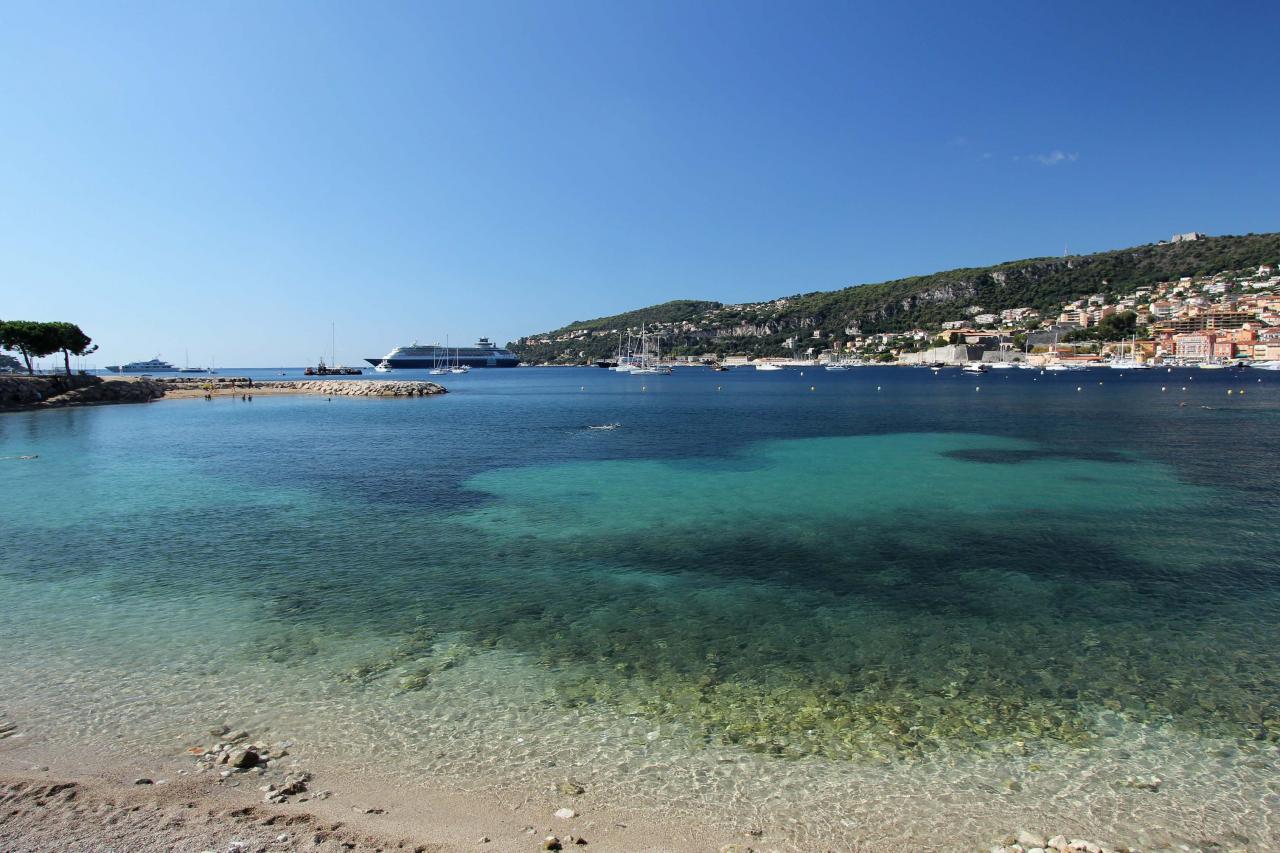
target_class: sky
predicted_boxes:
[1,1,1277,367]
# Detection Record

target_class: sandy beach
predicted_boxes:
[0,715,730,853]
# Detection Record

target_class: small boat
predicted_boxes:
[755,362,783,371]
[962,363,987,374]
[305,358,363,376]
[374,360,392,373]
[987,362,1015,370]
[588,423,621,430]
[1198,361,1227,370]
[824,362,850,371]
[630,365,672,375]
[709,363,730,371]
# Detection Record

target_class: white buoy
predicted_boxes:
[975,386,980,391]
[1077,386,1082,391]
[876,386,881,391]
[1161,386,1166,391]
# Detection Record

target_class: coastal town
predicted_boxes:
[518,241,1280,370]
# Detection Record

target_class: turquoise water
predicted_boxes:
[2,366,1279,847]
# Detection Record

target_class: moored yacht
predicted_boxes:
[105,357,178,373]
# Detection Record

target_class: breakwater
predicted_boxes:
[256,380,446,396]
[0,375,447,412]
[160,378,446,398]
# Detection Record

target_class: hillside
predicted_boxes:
[508,233,1280,363]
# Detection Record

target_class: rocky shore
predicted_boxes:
[250,380,446,397]
[159,377,447,398]
[0,374,165,411]
[0,374,447,411]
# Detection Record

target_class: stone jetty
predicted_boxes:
[0,374,447,412]
[0,374,165,411]
[256,380,445,397]
[160,378,447,398]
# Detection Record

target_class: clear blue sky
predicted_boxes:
[2,0,1277,367]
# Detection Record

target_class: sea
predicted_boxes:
[2,365,1278,850]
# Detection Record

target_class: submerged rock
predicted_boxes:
[1017,830,1047,848]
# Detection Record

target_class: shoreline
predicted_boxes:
[0,375,447,412]
[0,717,728,853]
[0,708,1216,853]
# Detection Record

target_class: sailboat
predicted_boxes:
[610,332,632,371]
[629,326,671,374]
[448,337,470,373]
[1109,334,1152,369]
[428,345,448,375]
[178,349,213,373]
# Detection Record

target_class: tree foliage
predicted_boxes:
[0,320,97,375]
[1063,311,1139,342]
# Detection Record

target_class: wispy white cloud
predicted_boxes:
[1029,149,1079,166]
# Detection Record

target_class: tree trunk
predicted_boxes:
[22,350,32,375]
[63,349,71,376]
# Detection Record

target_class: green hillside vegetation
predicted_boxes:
[508,233,1280,363]
[558,300,723,333]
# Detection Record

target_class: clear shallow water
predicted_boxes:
[3,366,1280,849]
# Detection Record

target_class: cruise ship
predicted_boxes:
[105,357,179,373]
[365,338,520,369]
